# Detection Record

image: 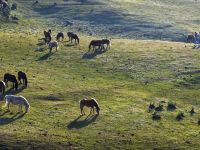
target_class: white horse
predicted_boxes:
[5,95,30,112]
[48,41,59,53]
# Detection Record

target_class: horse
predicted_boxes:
[4,73,18,91]
[101,39,111,50]
[89,40,102,51]
[5,95,30,112]
[56,32,64,41]
[0,81,6,95]
[187,35,195,43]
[49,41,59,53]
[79,98,100,115]
[67,32,73,41]
[18,71,28,87]
[43,30,52,44]
[67,32,79,44]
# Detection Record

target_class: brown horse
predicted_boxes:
[89,40,103,51]
[3,73,18,91]
[80,98,100,115]
[0,81,6,95]
[187,35,195,43]
[67,32,79,44]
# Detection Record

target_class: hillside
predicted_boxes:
[1,0,200,149]
[9,0,200,41]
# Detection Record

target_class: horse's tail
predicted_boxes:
[22,97,30,112]
[89,42,92,50]
[56,35,59,41]
[92,98,100,113]
[24,75,28,87]
[77,36,79,44]
[3,74,7,82]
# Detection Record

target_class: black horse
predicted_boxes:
[56,32,64,41]
[4,73,18,91]
[44,30,52,44]
[18,71,28,87]
[67,32,79,44]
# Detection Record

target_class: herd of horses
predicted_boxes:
[43,29,111,53]
[0,70,100,115]
[0,71,28,94]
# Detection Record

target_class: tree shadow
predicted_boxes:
[82,48,107,59]
[67,114,98,129]
[0,111,26,125]
[36,52,55,61]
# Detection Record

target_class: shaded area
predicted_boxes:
[0,111,26,125]
[36,52,55,61]
[82,48,107,59]
[67,114,98,129]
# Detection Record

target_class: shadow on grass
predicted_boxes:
[67,114,98,129]
[82,48,107,59]
[0,86,26,101]
[0,111,26,125]
[36,52,55,61]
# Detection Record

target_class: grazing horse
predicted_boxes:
[4,73,18,91]
[18,71,28,87]
[44,30,52,44]
[56,32,64,41]
[0,81,6,95]
[67,32,73,41]
[5,95,30,112]
[89,40,102,51]
[79,98,100,115]
[101,39,111,50]
[49,41,59,53]
[187,35,195,43]
[67,32,79,44]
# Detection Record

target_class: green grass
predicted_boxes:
[0,28,200,149]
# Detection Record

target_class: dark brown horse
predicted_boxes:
[187,35,195,43]
[79,98,100,115]
[0,81,6,95]
[4,73,18,91]
[89,40,103,51]
[44,30,52,44]
[56,32,64,41]
[67,32,79,44]
[18,71,28,87]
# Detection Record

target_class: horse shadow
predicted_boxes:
[0,111,26,125]
[64,43,76,47]
[5,86,26,95]
[67,114,98,129]
[82,48,107,59]
[36,52,55,61]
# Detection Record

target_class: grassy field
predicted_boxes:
[0,28,200,149]
[1,0,200,149]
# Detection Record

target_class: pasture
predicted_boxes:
[0,28,200,149]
